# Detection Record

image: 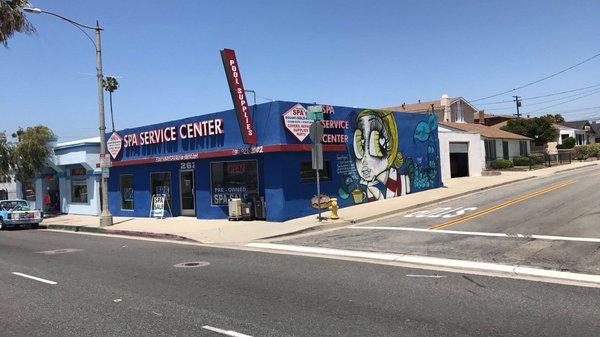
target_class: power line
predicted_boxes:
[471,50,600,102]
[522,87,600,107]
[526,89,600,113]
[477,83,600,105]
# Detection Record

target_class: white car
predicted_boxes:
[0,199,43,230]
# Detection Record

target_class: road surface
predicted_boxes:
[1,228,600,336]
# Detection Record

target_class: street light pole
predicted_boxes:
[94,21,113,227]
[24,7,113,226]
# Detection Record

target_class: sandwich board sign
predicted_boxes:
[151,194,166,218]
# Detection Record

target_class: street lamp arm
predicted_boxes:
[37,10,98,49]
[38,10,99,31]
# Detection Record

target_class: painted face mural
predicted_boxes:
[351,110,410,202]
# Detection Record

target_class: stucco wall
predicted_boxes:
[438,127,483,183]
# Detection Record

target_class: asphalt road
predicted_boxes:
[284,165,600,274]
[2,229,600,336]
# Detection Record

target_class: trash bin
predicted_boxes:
[253,196,266,220]
[228,198,242,221]
[241,201,254,221]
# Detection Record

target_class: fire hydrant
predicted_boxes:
[329,198,340,220]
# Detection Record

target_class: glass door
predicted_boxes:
[180,170,195,216]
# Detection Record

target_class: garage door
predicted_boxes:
[449,142,469,178]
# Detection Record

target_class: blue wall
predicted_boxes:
[107,101,442,221]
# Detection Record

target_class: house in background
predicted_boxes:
[546,124,587,154]
[561,120,596,144]
[475,113,516,127]
[384,94,479,123]
[441,121,531,166]
[591,123,600,143]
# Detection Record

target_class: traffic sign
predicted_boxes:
[309,121,324,143]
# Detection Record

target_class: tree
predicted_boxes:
[11,125,55,183]
[0,0,36,48]
[0,132,12,181]
[501,116,559,146]
[103,76,119,132]
[541,113,565,124]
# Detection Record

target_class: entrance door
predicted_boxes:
[449,142,469,178]
[179,170,195,216]
[502,141,509,160]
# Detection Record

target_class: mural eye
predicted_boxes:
[369,130,385,158]
[353,129,364,159]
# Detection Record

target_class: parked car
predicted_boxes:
[0,199,43,230]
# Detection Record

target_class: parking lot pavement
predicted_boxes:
[280,166,600,275]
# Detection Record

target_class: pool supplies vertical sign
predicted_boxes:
[220,48,257,144]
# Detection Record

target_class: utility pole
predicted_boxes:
[513,96,522,118]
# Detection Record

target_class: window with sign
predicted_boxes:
[71,167,87,176]
[71,180,88,203]
[151,172,172,202]
[21,180,36,201]
[120,174,134,210]
[210,160,258,205]
[300,161,331,182]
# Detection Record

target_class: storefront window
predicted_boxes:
[71,180,88,203]
[300,161,331,182]
[120,175,134,210]
[151,172,172,202]
[210,160,258,205]
[21,181,36,201]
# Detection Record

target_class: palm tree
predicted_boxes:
[103,76,119,132]
[0,0,36,48]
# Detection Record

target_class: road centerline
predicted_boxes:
[429,179,577,230]
[11,272,58,285]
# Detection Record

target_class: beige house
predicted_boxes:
[384,94,480,123]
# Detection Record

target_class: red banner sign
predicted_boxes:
[220,48,257,144]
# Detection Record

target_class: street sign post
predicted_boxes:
[307,105,324,121]
[309,122,325,221]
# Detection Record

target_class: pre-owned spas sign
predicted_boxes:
[220,48,257,144]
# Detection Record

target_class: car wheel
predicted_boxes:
[31,223,39,229]
[0,217,3,230]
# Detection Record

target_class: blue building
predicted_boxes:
[106,101,442,221]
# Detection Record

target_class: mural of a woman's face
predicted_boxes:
[353,114,391,182]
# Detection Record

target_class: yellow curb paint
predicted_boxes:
[429,179,577,230]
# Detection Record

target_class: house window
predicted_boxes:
[0,189,7,200]
[484,139,497,162]
[150,172,172,202]
[210,160,258,205]
[300,161,331,182]
[120,174,134,210]
[519,141,528,156]
[71,180,88,203]
[576,134,585,145]
[21,181,35,201]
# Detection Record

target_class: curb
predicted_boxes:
[43,224,196,242]
[552,162,598,174]
[246,243,600,287]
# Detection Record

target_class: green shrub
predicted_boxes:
[491,159,514,169]
[557,137,575,149]
[528,153,545,165]
[572,144,600,160]
[512,156,531,166]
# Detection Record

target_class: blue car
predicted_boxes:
[0,199,43,230]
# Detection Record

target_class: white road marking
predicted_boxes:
[404,207,478,218]
[11,272,57,285]
[36,248,82,255]
[406,274,446,278]
[348,226,600,243]
[202,325,252,337]
[245,243,600,286]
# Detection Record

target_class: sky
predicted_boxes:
[2,0,600,141]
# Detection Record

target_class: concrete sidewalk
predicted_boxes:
[42,161,598,244]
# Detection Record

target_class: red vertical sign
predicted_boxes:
[220,48,258,144]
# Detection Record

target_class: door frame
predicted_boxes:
[179,170,195,216]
